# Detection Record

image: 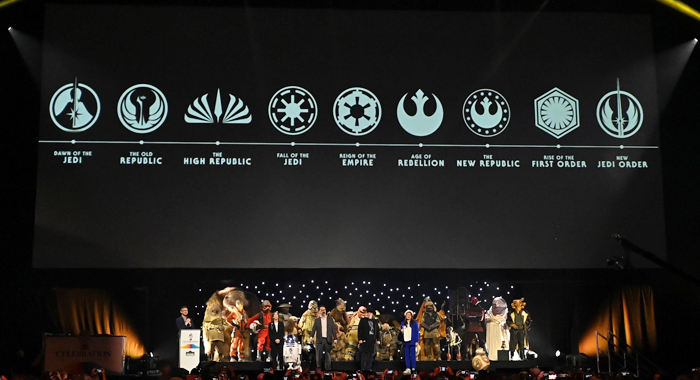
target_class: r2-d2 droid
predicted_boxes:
[284,334,302,370]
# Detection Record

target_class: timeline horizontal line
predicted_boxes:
[38,140,659,149]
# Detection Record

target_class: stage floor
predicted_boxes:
[185,359,537,373]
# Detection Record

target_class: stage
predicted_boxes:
[161,359,539,376]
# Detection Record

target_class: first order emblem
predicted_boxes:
[596,79,643,138]
[463,89,510,137]
[534,87,579,139]
[117,84,168,134]
[185,89,251,124]
[268,86,317,135]
[49,78,101,132]
[397,89,443,137]
[333,87,381,136]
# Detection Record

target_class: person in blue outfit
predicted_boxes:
[400,309,420,374]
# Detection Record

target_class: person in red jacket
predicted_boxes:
[247,300,273,361]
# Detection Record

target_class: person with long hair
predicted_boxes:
[401,309,420,374]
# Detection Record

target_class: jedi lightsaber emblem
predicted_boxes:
[49,77,101,132]
[596,79,643,139]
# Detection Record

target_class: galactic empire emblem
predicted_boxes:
[117,84,168,134]
[49,78,101,132]
[396,89,444,137]
[185,89,251,124]
[333,87,382,136]
[463,89,510,137]
[268,86,317,135]
[596,79,643,138]
[534,87,579,139]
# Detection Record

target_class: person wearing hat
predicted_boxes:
[400,309,419,374]
[278,304,293,323]
[358,307,380,372]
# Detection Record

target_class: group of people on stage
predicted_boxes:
[180,288,533,373]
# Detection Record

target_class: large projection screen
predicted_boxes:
[34,5,665,268]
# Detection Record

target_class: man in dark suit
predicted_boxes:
[310,305,337,370]
[269,311,286,370]
[176,306,193,330]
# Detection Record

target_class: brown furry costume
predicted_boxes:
[329,298,350,333]
[202,287,260,362]
[203,305,229,361]
[331,322,348,361]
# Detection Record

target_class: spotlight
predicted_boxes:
[695,38,698,42]
[555,350,560,357]
[8,27,11,31]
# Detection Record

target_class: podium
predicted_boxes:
[178,329,201,371]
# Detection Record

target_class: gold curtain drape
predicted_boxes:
[54,288,147,358]
[579,285,657,356]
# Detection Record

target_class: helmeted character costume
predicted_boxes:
[247,299,273,361]
[465,297,485,358]
[226,298,249,361]
[506,298,532,360]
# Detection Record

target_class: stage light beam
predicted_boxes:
[656,0,700,21]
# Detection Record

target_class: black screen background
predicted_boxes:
[34,5,665,268]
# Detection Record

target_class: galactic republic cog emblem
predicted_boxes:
[268,86,317,135]
[49,78,101,132]
[185,89,251,124]
[463,89,510,137]
[117,84,168,134]
[396,89,444,137]
[534,87,579,139]
[596,79,643,138]
[333,87,382,136]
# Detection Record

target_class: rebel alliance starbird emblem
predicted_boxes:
[396,89,443,137]
[185,89,251,124]
[596,79,643,138]
[463,89,510,137]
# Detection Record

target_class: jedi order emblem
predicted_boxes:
[463,89,510,137]
[49,78,101,132]
[333,87,381,136]
[185,89,251,124]
[534,87,579,139]
[268,86,317,135]
[397,89,443,137]
[117,84,168,134]
[596,79,643,138]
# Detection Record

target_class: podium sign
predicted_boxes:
[44,335,126,374]
[178,329,201,370]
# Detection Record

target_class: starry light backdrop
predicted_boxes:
[192,279,520,318]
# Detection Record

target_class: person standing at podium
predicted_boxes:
[176,306,194,330]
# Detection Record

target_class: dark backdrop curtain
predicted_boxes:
[52,288,146,358]
[579,285,656,355]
